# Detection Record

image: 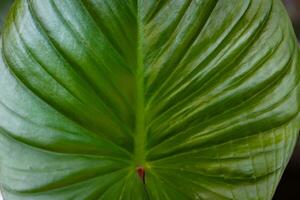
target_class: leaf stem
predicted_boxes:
[134,0,146,166]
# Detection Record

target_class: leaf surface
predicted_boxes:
[0,0,299,199]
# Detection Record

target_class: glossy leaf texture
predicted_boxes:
[0,0,299,199]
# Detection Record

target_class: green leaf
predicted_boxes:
[0,0,299,199]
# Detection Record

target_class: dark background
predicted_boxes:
[273,0,300,199]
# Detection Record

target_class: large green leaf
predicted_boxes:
[0,0,299,199]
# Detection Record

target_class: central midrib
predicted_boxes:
[134,1,146,167]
